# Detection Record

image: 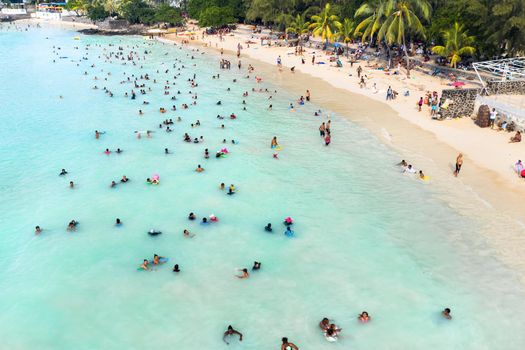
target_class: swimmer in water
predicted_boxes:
[140,259,149,270]
[59,169,68,176]
[227,184,235,195]
[115,218,122,226]
[265,223,272,232]
[397,160,408,167]
[281,337,299,350]
[110,181,117,188]
[285,226,294,237]
[164,148,170,154]
[271,136,278,148]
[116,148,122,153]
[183,229,195,238]
[204,148,209,158]
[67,220,78,231]
[35,226,42,235]
[195,164,204,172]
[419,170,426,179]
[69,181,74,188]
[358,311,370,323]
[220,183,225,190]
[152,254,165,265]
[223,325,243,345]
[188,212,196,220]
[236,268,249,279]
[442,308,452,320]
[320,318,330,331]
[121,175,129,183]
[252,261,261,270]
[173,264,180,272]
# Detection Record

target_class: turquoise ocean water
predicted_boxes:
[1,24,525,349]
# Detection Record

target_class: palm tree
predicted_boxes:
[309,3,342,47]
[286,13,310,48]
[354,0,387,43]
[377,0,431,76]
[338,18,355,57]
[432,22,475,68]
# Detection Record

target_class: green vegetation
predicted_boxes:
[432,22,476,68]
[63,0,524,59]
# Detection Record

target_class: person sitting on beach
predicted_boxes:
[319,318,330,331]
[223,325,243,345]
[265,223,273,232]
[188,212,196,220]
[515,160,523,177]
[195,164,204,172]
[358,311,370,323]
[442,308,452,320]
[510,131,521,143]
[140,259,149,270]
[236,268,249,279]
[59,169,68,176]
[35,226,42,235]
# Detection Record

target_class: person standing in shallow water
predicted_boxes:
[454,153,463,177]
[281,337,299,350]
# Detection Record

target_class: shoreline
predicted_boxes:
[157,33,525,279]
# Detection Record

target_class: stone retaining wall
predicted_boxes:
[440,80,525,118]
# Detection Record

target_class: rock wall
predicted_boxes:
[440,88,481,118]
[486,80,525,95]
[440,80,525,118]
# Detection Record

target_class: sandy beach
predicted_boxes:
[158,25,525,275]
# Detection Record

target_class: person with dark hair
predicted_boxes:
[281,337,299,350]
[223,325,243,345]
[442,308,452,320]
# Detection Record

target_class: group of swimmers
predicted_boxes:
[398,160,429,180]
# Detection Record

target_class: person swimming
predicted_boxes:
[115,218,122,226]
[148,229,162,236]
[165,148,170,154]
[442,308,452,320]
[220,183,225,190]
[236,268,249,279]
[358,311,370,323]
[69,181,74,188]
[227,184,235,195]
[252,261,261,270]
[195,164,204,172]
[265,223,273,232]
[152,254,166,265]
[319,318,330,331]
[140,259,149,270]
[67,220,78,231]
[223,325,243,345]
[285,226,294,237]
[188,212,196,220]
[281,337,299,350]
[284,217,293,226]
[183,229,195,238]
[173,264,180,272]
[121,175,129,183]
[35,226,42,235]
[110,181,117,188]
[59,169,68,176]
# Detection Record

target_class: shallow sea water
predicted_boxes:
[1,24,525,350]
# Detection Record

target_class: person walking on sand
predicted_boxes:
[418,97,423,111]
[454,153,463,177]
[357,65,362,78]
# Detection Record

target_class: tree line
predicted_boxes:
[63,0,524,66]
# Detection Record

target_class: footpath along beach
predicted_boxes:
[160,25,525,272]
